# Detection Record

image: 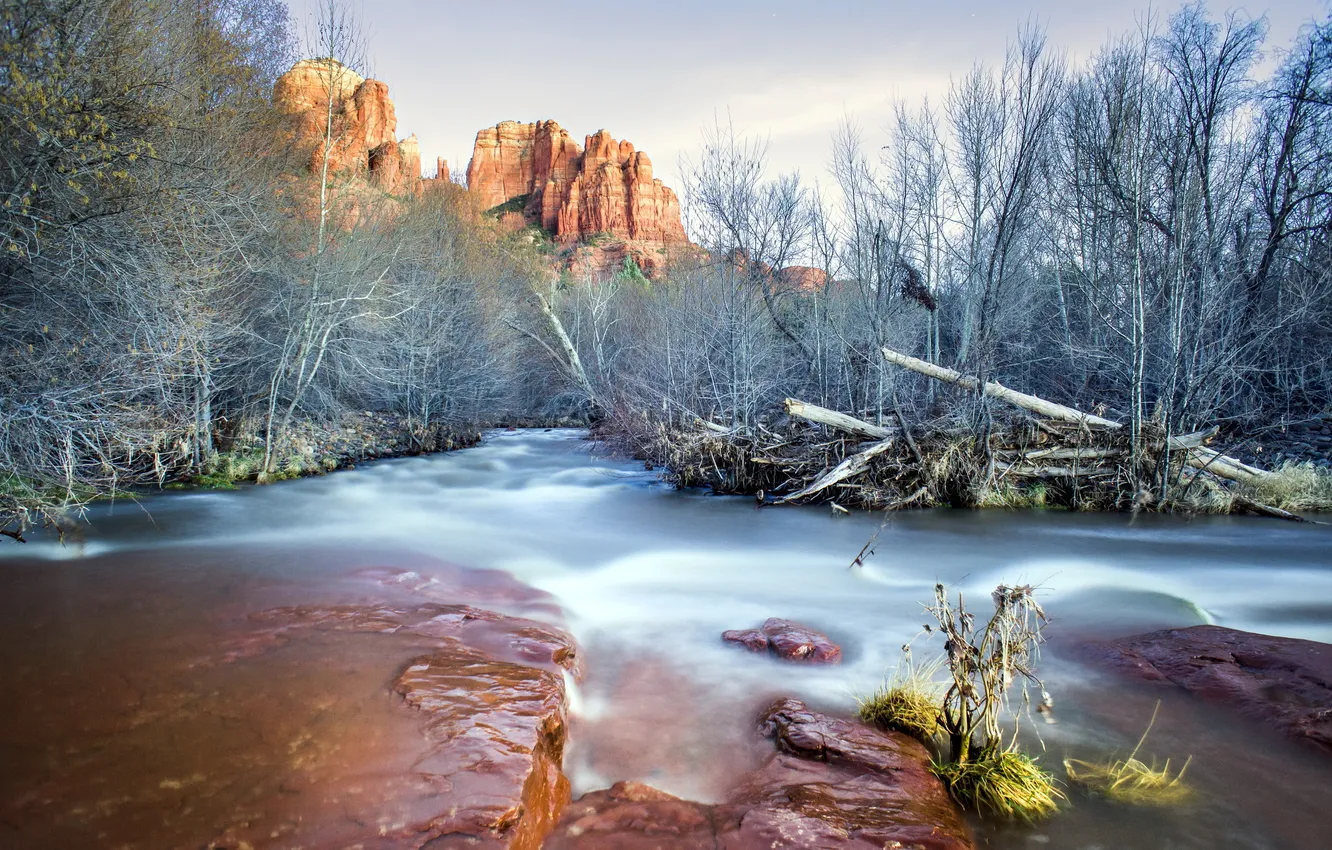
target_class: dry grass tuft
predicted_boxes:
[1064,756,1192,805]
[1064,703,1193,805]
[979,482,1049,509]
[1243,461,1332,512]
[933,750,1064,822]
[858,656,944,742]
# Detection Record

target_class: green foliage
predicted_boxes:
[615,256,650,287]
[934,751,1063,822]
[193,447,321,488]
[192,450,267,488]
[484,193,532,218]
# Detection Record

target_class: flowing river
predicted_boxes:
[2,429,1330,849]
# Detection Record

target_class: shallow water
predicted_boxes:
[2,429,1330,848]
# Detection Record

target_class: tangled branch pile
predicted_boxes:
[607,348,1329,519]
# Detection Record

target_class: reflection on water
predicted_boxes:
[2,429,1330,848]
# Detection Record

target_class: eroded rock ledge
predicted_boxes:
[547,698,973,850]
[210,595,577,849]
[1083,624,1332,757]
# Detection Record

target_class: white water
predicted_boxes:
[4,429,1331,848]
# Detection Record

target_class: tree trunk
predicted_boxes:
[783,398,895,440]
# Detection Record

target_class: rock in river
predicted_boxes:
[546,698,972,849]
[723,618,843,664]
[1083,624,1332,757]
[206,595,578,849]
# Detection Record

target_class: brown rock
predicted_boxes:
[734,698,969,849]
[546,699,972,850]
[724,619,843,664]
[207,601,576,848]
[395,638,569,849]
[1082,624,1332,756]
[545,782,725,849]
[273,58,421,196]
[777,266,829,291]
[723,628,772,653]
[465,119,689,276]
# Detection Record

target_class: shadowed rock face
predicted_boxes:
[1083,625,1332,756]
[723,618,843,664]
[546,699,973,850]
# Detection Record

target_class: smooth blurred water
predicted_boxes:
[3,429,1330,849]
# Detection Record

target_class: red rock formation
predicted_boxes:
[223,600,577,848]
[546,699,973,849]
[723,618,843,664]
[273,58,421,196]
[777,265,829,291]
[1083,625,1332,757]
[466,120,690,275]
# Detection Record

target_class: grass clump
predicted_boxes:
[192,449,266,488]
[1064,704,1192,806]
[858,654,943,741]
[1064,757,1191,805]
[979,482,1049,509]
[1243,461,1332,511]
[934,750,1063,822]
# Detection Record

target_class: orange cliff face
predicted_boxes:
[466,120,691,276]
[273,59,430,197]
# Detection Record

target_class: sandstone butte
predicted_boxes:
[270,59,830,285]
[465,120,692,276]
[272,58,447,198]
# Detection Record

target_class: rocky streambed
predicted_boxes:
[4,430,1332,849]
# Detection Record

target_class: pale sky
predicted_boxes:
[285,0,1328,190]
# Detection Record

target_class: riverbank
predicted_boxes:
[595,410,1332,519]
[190,411,486,488]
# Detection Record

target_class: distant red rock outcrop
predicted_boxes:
[273,59,431,196]
[466,120,690,275]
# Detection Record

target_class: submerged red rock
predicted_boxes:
[723,618,843,664]
[1083,624,1332,757]
[547,699,972,849]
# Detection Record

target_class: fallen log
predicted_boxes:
[778,438,895,503]
[783,399,894,441]
[1180,445,1271,485]
[1011,447,1125,461]
[997,463,1117,478]
[1231,495,1311,523]
[1167,426,1220,450]
[880,347,1274,485]
[880,348,1121,429]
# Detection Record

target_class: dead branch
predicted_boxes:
[779,438,895,503]
[784,398,895,440]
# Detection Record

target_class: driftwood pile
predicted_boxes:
[641,347,1313,522]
